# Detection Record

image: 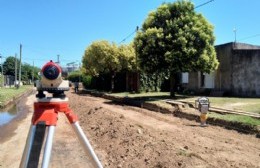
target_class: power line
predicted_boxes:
[195,0,214,9]
[118,0,214,44]
[119,26,139,44]
[239,34,260,41]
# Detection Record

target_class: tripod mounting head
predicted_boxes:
[36,60,69,98]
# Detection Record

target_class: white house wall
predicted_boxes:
[204,72,215,89]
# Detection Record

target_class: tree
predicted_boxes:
[82,40,121,91]
[3,56,40,84]
[3,56,20,76]
[134,0,219,95]
[67,70,82,82]
[22,63,40,82]
[118,43,136,72]
[118,43,138,91]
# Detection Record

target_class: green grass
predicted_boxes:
[179,97,260,114]
[109,92,193,102]
[209,112,260,126]
[109,91,260,126]
[110,92,170,98]
[0,85,33,107]
[110,92,260,113]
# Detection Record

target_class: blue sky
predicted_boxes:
[1,0,260,68]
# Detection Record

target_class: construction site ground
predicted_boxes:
[0,90,259,168]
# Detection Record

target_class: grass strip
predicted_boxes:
[0,85,33,107]
[208,112,260,126]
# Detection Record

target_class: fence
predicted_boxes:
[0,75,15,87]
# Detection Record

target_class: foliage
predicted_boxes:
[82,40,120,76]
[134,0,219,75]
[82,40,136,91]
[139,72,166,92]
[2,56,40,82]
[118,43,136,71]
[3,56,20,76]
[81,74,92,88]
[22,63,40,82]
[67,70,83,82]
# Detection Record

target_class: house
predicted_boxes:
[185,42,260,97]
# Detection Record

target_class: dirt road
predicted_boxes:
[0,90,259,168]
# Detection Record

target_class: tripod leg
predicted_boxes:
[20,122,47,168]
[19,125,36,168]
[41,126,56,168]
[27,122,46,168]
[71,122,103,168]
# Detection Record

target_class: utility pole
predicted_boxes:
[32,61,34,82]
[15,53,18,88]
[233,28,237,43]
[57,54,60,64]
[19,44,22,88]
[0,54,3,87]
[78,62,81,83]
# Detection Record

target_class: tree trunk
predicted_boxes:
[155,73,159,92]
[170,72,176,97]
[136,72,140,93]
[125,71,129,92]
[111,72,116,92]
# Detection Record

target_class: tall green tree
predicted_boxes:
[134,0,219,95]
[118,43,136,72]
[118,43,138,92]
[3,56,20,76]
[22,63,40,82]
[82,40,121,91]
[3,56,40,83]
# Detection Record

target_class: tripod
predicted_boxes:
[19,92,103,168]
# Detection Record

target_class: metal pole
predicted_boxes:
[19,125,36,168]
[233,28,237,43]
[79,62,81,83]
[32,61,34,82]
[57,55,60,64]
[15,54,17,87]
[41,126,55,168]
[19,44,22,88]
[0,55,3,87]
[71,122,103,168]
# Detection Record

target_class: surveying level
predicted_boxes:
[19,61,103,168]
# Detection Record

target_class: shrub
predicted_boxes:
[82,75,92,88]
[67,71,82,82]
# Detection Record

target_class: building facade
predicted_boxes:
[185,42,260,97]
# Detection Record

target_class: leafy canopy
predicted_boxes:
[82,40,136,76]
[3,56,20,76]
[82,40,120,76]
[118,43,136,71]
[3,56,40,81]
[134,0,219,74]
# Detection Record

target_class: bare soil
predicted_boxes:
[0,90,260,168]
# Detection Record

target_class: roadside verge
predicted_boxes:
[80,89,260,137]
[0,87,35,109]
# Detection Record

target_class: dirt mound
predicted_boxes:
[68,92,260,168]
[1,91,259,168]
[73,104,203,167]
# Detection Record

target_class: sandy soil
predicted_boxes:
[0,90,260,168]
